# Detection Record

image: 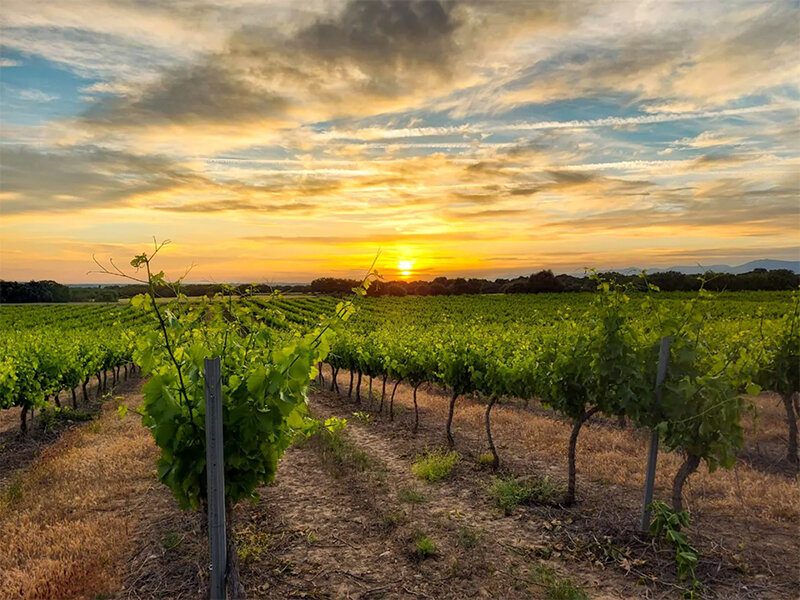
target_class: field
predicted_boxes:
[0,289,798,600]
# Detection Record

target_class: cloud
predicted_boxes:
[80,1,464,130]
[0,145,216,214]
[471,2,800,115]
[16,89,59,102]
[537,175,800,237]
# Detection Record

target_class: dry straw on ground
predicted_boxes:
[0,382,158,600]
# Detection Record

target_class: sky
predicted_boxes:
[0,0,798,283]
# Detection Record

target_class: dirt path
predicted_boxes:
[310,371,799,600]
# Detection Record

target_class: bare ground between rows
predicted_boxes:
[315,370,799,600]
[236,412,625,599]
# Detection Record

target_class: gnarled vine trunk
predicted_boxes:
[671,453,701,512]
[71,388,78,409]
[347,370,354,399]
[412,383,421,434]
[20,405,28,435]
[329,365,338,392]
[368,377,373,409]
[446,392,459,448]
[389,379,401,422]
[82,377,89,402]
[566,406,599,505]
[781,392,798,465]
[485,395,499,470]
[355,371,362,405]
[379,375,387,413]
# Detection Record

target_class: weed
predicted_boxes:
[414,532,436,559]
[487,477,532,515]
[398,488,427,505]
[477,452,497,466]
[380,508,405,528]
[531,564,588,600]
[487,475,564,515]
[1,471,25,506]
[162,531,182,551]
[456,525,480,549]
[412,447,458,482]
[352,411,372,424]
[86,420,102,434]
[236,526,271,564]
[38,406,94,432]
[313,429,370,473]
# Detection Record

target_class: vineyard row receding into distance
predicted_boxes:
[3,287,798,495]
[1,283,798,597]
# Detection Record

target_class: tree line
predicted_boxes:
[3,267,797,303]
[312,268,800,296]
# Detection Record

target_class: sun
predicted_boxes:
[398,260,414,277]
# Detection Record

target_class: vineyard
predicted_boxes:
[0,277,798,599]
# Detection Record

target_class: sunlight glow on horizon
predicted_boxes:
[0,1,798,281]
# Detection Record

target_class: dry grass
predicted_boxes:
[395,386,799,524]
[335,371,799,525]
[0,382,159,600]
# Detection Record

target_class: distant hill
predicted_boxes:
[591,259,800,277]
[661,259,800,275]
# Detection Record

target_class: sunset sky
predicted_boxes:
[1,0,798,283]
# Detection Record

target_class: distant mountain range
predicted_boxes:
[597,259,800,277]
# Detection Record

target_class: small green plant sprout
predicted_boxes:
[352,410,372,424]
[648,500,701,598]
[414,532,436,559]
[117,404,128,418]
[412,447,459,482]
